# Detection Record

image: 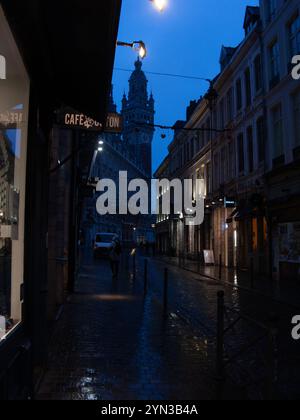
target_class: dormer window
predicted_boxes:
[243,6,260,36]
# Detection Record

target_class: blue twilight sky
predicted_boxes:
[112,0,259,174]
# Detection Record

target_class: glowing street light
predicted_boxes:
[117,40,147,59]
[150,0,167,12]
[98,140,104,145]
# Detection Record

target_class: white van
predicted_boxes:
[93,233,117,258]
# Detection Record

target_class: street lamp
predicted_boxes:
[150,0,167,12]
[117,40,147,59]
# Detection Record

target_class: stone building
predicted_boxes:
[155,0,300,283]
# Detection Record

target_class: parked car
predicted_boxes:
[93,233,117,258]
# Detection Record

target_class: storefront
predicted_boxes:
[0,0,121,400]
[269,195,300,283]
[266,159,300,283]
[0,4,29,341]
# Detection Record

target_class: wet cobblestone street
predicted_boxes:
[36,251,218,400]
[36,250,300,400]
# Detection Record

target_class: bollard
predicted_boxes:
[144,259,148,295]
[133,253,136,278]
[163,268,169,311]
[267,313,279,400]
[216,290,225,400]
[219,254,222,280]
[250,257,254,289]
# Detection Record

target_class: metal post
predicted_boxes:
[163,268,169,311]
[250,257,254,289]
[133,253,136,278]
[219,254,222,280]
[267,314,279,400]
[216,290,225,400]
[144,259,148,295]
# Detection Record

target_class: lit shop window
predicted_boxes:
[0,6,30,340]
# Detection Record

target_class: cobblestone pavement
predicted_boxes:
[36,251,222,400]
[36,250,300,400]
[155,255,300,308]
[136,254,300,399]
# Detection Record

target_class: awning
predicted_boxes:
[2,0,122,124]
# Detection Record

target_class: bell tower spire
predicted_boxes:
[121,60,155,176]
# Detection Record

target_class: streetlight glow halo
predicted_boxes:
[151,0,167,12]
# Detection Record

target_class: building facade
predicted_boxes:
[155,0,300,283]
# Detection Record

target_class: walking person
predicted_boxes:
[109,236,122,278]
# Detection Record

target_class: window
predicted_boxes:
[247,126,254,173]
[0,6,29,340]
[228,141,235,180]
[269,41,280,87]
[219,99,225,129]
[254,54,263,92]
[288,15,300,59]
[237,133,245,173]
[200,124,205,148]
[226,88,234,122]
[266,0,277,22]
[206,118,211,144]
[195,135,200,153]
[256,117,266,163]
[245,68,252,107]
[206,162,211,194]
[213,153,219,190]
[236,78,242,111]
[220,147,226,183]
[292,90,300,147]
[272,104,284,159]
[190,138,194,158]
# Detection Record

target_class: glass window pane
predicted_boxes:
[0,6,29,339]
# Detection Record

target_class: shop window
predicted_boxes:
[0,6,29,340]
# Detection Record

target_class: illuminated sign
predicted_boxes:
[0,54,6,80]
[224,197,236,208]
[60,111,122,133]
[64,113,102,130]
[105,113,123,133]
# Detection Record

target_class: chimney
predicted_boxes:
[186,100,198,121]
